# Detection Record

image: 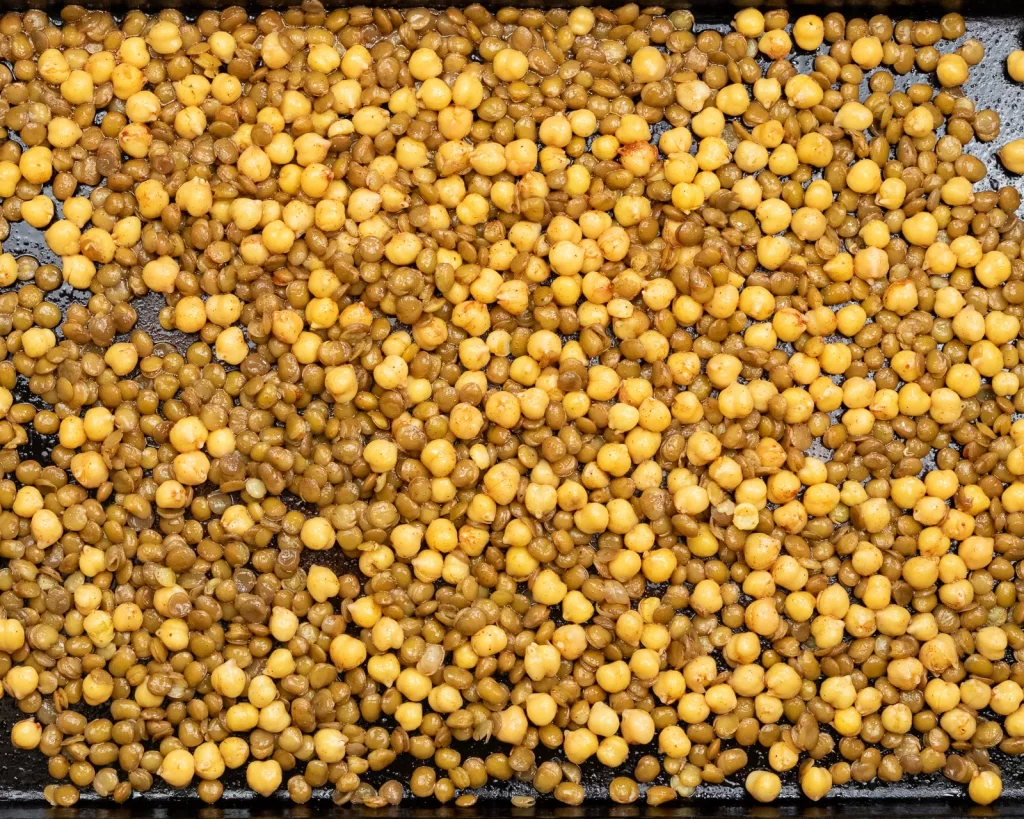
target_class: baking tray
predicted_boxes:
[3,0,1024,815]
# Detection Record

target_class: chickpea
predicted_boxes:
[246,760,282,797]
[746,770,782,803]
[970,772,1002,805]
[158,749,195,788]
[1010,50,1024,82]
[1000,140,1024,173]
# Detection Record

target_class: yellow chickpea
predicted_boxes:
[746,770,782,803]
[793,15,824,50]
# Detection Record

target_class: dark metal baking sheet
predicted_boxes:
[2,2,1024,814]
